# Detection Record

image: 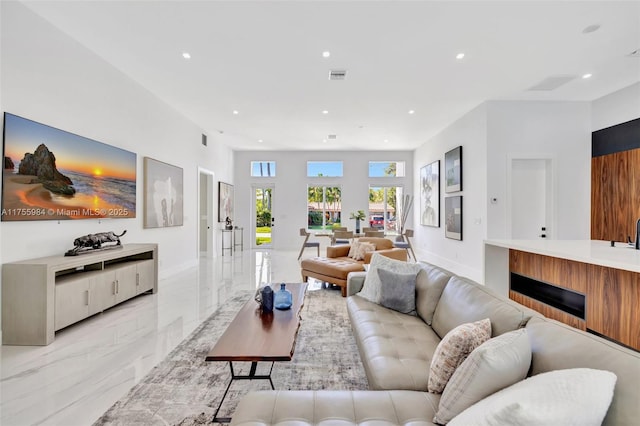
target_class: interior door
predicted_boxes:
[510,159,553,239]
[253,186,274,249]
[198,168,214,257]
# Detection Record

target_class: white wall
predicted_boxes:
[591,82,640,131]
[486,101,591,241]
[233,151,413,251]
[413,104,488,282]
[0,2,233,273]
[413,100,593,282]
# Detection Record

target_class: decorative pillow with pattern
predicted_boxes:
[428,318,491,394]
[354,242,376,261]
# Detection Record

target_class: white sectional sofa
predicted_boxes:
[231,261,640,425]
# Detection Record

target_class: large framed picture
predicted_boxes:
[143,157,184,228]
[218,181,234,223]
[445,146,462,193]
[420,160,439,227]
[2,112,136,221]
[445,196,462,240]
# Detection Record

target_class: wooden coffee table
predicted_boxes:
[205,283,308,423]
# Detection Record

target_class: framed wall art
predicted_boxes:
[144,157,184,228]
[2,112,136,221]
[445,196,462,240]
[445,146,462,193]
[218,181,234,223]
[420,160,440,227]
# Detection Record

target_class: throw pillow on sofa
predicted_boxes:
[377,267,419,314]
[354,242,376,261]
[434,328,531,424]
[428,318,491,394]
[348,241,361,259]
[358,252,421,304]
[448,368,617,426]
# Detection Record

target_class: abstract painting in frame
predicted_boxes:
[218,181,234,223]
[445,196,462,240]
[420,160,440,227]
[144,157,184,228]
[445,146,462,193]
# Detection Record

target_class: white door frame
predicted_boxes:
[506,154,557,240]
[198,167,215,257]
[251,184,275,249]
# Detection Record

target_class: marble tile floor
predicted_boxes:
[0,249,312,426]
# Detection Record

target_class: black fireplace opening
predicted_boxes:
[510,272,585,320]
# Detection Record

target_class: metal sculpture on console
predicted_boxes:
[65,230,127,256]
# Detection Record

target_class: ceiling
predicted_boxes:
[20,1,640,151]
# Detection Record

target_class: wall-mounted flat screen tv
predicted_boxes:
[2,113,137,221]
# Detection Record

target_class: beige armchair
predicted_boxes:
[364,230,384,237]
[298,228,320,260]
[393,229,416,260]
[332,230,353,245]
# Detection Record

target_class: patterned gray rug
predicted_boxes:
[93,287,368,425]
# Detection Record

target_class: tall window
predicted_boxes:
[307,161,343,177]
[369,161,405,177]
[368,186,403,234]
[251,161,276,177]
[307,186,342,230]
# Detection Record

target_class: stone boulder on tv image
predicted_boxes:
[18,143,75,195]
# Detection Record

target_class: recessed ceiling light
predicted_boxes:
[408,110,415,115]
[456,53,465,59]
[384,139,389,143]
[322,51,331,58]
[322,110,329,114]
[322,139,327,143]
[182,52,191,59]
[258,139,263,143]
[232,110,239,115]
[582,73,593,79]
[582,24,601,34]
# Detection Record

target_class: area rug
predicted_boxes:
[93,287,368,425]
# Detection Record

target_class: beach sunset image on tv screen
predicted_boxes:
[2,113,137,221]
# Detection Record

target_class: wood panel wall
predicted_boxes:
[510,250,586,329]
[587,265,640,351]
[509,249,640,351]
[591,148,640,241]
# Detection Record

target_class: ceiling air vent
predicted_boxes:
[329,69,347,80]
[327,134,337,140]
[628,49,640,58]
[527,75,576,91]
[202,134,207,146]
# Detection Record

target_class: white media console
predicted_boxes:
[2,243,158,345]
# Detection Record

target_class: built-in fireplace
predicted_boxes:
[510,272,586,320]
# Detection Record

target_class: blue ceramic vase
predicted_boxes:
[274,283,292,310]
[260,285,274,313]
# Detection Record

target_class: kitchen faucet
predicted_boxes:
[626,218,640,249]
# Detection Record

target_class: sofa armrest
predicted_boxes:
[364,248,408,264]
[347,271,367,296]
[327,245,351,258]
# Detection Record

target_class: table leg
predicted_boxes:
[211,361,277,423]
[212,362,235,423]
